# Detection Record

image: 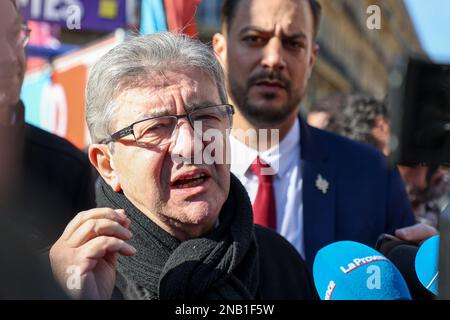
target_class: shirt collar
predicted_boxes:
[230,118,301,178]
[230,133,259,177]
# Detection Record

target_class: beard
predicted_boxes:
[228,70,302,127]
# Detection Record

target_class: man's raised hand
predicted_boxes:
[49,208,136,300]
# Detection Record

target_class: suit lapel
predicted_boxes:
[300,118,336,264]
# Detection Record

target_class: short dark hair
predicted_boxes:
[220,0,322,39]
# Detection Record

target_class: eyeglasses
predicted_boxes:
[102,104,235,146]
[19,24,31,48]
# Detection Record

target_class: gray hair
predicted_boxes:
[86,32,228,144]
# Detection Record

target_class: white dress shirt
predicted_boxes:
[230,118,305,258]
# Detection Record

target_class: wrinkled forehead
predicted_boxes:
[142,70,206,96]
[124,69,219,105]
[114,69,221,122]
[232,0,314,37]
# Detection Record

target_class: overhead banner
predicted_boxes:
[18,0,128,32]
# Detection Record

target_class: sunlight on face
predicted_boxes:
[109,68,230,240]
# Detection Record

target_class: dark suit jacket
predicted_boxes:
[299,117,415,266]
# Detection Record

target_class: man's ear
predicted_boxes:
[307,43,319,79]
[88,144,122,192]
[212,33,227,66]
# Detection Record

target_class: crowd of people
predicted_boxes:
[0,0,445,300]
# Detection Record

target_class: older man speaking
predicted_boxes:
[49,33,316,300]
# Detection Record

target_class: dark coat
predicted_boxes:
[255,225,317,299]
[6,101,96,251]
[0,101,95,298]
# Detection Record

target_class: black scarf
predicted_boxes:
[96,174,259,300]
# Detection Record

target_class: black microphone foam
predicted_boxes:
[377,237,434,300]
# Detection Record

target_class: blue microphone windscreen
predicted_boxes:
[415,235,440,295]
[313,241,411,300]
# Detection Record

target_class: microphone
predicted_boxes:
[376,234,435,300]
[313,241,411,300]
[415,235,440,295]
[439,205,450,299]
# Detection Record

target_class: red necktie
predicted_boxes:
[250,157,277,230]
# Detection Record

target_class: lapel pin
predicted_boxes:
[315,174,329,194]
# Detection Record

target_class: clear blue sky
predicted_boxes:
[405,0,450,63]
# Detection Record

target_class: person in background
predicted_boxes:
[400,165,449,228]
[0,0,95,252]
[212,0,435,266]
[0,0,94,298]
[309,93,449,228]
[306,94,345,133]
[308,93,390,154]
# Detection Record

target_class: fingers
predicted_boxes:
[395,223,438,243]
[62,208,129,241]
[122,214,132,230]
[49,208,136,300]
[78,236,137,260]
[67,218,133,248]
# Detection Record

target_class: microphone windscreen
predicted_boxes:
[385,244,430,299]
[313,241,411,300]
[415,235,440,295]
